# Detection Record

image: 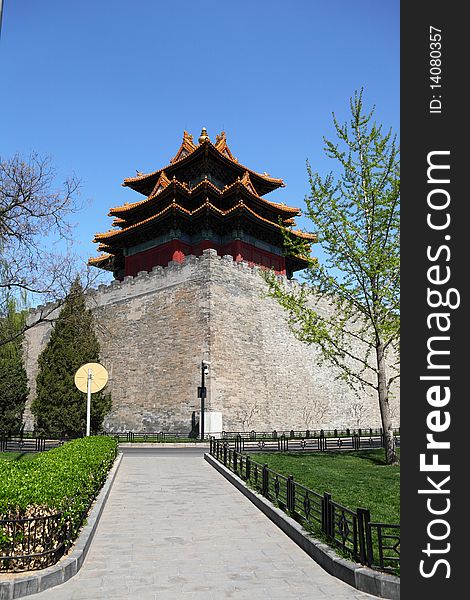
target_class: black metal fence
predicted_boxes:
[222,427,400,441]
[0,435,65,454]
[111,431,200,443]
[222,430,400,454]
[0,430,200,451]
[210,438,400,574]
[0,511,68,572]
[107,427,400,448]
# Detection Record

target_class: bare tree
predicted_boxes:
[0,153,99,345]
[233,400,261,432]
[349,398,365,428]
[301,397,328,430]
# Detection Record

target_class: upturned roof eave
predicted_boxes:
[122,141,285,196]
[94,201,315,248]
[110,179,298,224]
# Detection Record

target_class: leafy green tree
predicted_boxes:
[0,299,28,436]
[267,90,400,464]
[32,279,111,437]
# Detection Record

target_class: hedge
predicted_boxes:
[0,436,117,570]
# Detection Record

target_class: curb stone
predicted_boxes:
[204,452,400,600]
[0,452,123,600]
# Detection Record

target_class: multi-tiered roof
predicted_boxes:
[89,129,316,279]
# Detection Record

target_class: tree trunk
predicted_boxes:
[376,339,398,464]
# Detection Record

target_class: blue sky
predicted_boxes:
[1,0,399,281]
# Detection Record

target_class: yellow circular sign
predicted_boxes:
[74,363,109,393]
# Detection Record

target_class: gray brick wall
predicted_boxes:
[23,250,400,433]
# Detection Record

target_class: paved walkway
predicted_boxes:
[32,452,379,600]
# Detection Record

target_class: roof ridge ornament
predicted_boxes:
[214,130,238,162]
[215,131,226,146]
[198,127,210,144]
[170,130,198,164]
[183,130,194,144]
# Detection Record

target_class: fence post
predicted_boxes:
[322,492,333,538]
[290,429,295,439]
[320,429,326,451]
[233,450,238,474]
[223,443,227,466]
[305,429,310,439]
[278,434,288,452]
[246,455,251,480]
[272,430,277,439]
[287,476,295,513]
[262,464,269,497]
[235,434,242,453]
[357,508,372,566]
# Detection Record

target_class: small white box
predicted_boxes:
[198,410,222,438]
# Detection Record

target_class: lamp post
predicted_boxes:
[86,368,92,437]
[74,363,108,437]
[198,360,210,439]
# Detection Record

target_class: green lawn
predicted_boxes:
[249,449,400,524]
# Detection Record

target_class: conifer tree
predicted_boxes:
[32,279,111,437]
[0,299,28,436]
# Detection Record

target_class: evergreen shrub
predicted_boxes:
[0,300,28,436]
[0,436,117,522]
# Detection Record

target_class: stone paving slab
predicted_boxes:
[29,453,379,599]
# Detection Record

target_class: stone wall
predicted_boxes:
[23,250,400,433]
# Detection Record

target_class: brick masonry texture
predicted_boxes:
[23,250,400,433]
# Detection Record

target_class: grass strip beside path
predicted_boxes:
[249,449,400,524]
